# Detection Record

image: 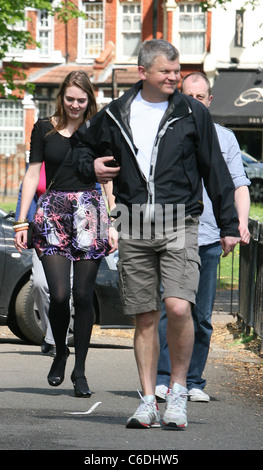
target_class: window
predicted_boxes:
[121,3,141,58]
[6,18,26,57]
[38,10,52,57]
[0,100,24,154]
[82,1,104,57]
[179,3,206,55]
[34,87,56,118]
[38,102,55,118]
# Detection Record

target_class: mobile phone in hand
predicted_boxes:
[104,159,120,167]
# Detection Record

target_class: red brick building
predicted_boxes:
[0,0,211,194]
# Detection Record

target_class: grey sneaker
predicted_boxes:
[155,384,168,403]
[126,393,161,429]
[188,388,210,402]
[162,383,188,429]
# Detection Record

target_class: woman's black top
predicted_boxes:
[29,117,94,191]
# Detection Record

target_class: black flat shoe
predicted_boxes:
[47,347,70,387]
[71,373,92,398]
[41,339,53,354]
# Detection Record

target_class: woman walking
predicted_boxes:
[14,70,117,397]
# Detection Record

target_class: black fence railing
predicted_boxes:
[214,250,239,317]
[213,218,263,352]
[239,218,263,352]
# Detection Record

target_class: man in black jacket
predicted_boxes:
[72,39,240,430]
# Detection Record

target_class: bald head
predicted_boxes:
[181,72,213,108]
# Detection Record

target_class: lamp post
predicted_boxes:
[153,0,158,39]
[111,67,127,100]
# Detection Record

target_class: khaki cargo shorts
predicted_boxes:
[117,216,201,316]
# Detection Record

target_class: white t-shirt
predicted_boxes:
[130,91,168,179]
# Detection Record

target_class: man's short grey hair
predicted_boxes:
[138,39,179,70]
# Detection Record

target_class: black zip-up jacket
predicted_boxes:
[72,81,240,238]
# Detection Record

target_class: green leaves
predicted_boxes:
[199,0,261,12]
[0,0,84,97]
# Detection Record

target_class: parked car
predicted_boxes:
[241,151,263,203]
[0,208,134,345]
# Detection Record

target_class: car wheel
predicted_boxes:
[249,179,263,203]
[15,280,74,346]
[7,306,29,342]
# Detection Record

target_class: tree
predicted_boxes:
[0,0,84,97]
[199,0,260,11]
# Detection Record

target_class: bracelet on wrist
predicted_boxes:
[13,219,29,227]
[14,227,29,233]
[13,224,29,232]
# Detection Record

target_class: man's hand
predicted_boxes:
[220,236,241,257]
[94,156,120,184]
[238,221,251,246]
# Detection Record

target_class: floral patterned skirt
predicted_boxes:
[32,189,110,261]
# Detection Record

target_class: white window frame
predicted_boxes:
[37,10,53,57]
[117,2,141,62]
[5,16,27,58]
[78,1,104,60]
[174,2,206,64]
[0,100,24,155]
[4,7,62,63]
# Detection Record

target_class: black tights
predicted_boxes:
[41,255,100,378]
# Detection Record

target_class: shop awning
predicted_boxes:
[209,70,263,125]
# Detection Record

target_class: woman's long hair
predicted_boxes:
[52,70,97,131]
